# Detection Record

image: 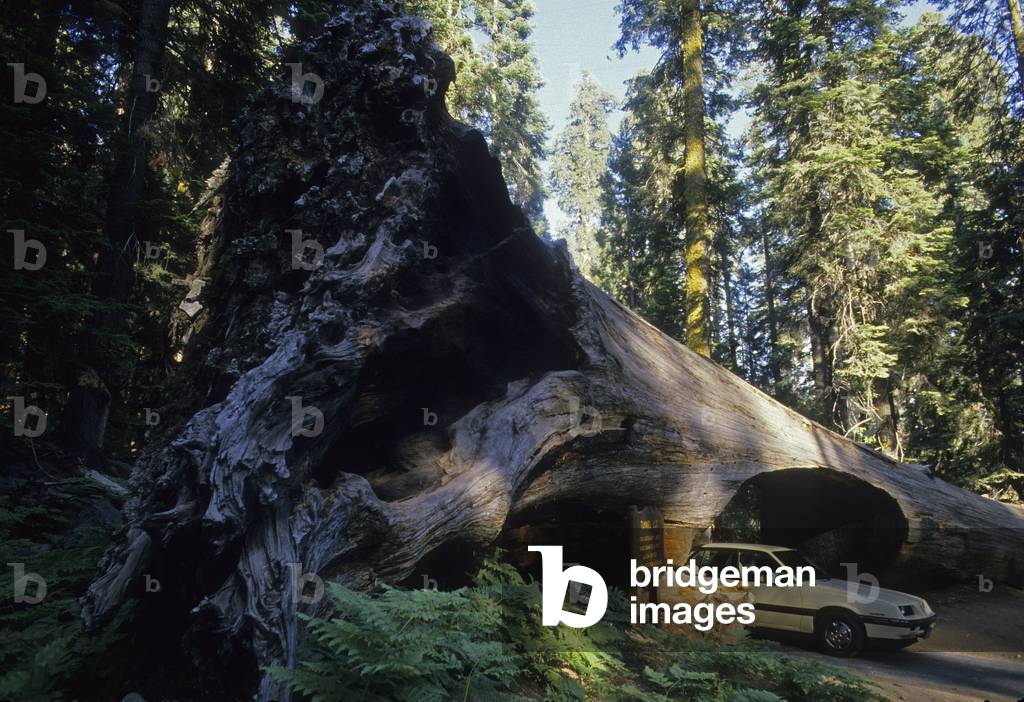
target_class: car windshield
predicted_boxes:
[773,549,830,580]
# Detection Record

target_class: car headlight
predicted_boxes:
[898,605,915,617]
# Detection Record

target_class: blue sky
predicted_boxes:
[532,0,660,134]
[533,0,660,230]
[530,0,940,232]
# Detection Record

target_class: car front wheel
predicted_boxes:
[815,610,865,657]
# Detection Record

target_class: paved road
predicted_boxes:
[765,584,1024,702]
[791,648,1024,702]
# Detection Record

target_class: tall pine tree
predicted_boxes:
[549,73,616,277]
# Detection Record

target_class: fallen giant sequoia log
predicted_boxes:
[81,2,1024,699]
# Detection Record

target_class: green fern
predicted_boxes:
[271,555,882,702]
[0,478,127,701]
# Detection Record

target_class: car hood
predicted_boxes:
[814,578,931,611]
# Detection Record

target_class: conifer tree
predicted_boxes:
[550,73,616,277]
[605,0,744,349]
[938,0,1024,96]
[745,0,903,430]
[595,71,686,336]
[473,0,550,232]
[410,0,550,232]
[680,0,711,356]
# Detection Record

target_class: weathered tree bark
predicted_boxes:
[81,3,1024,701]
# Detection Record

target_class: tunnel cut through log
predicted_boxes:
[499,501,633,589]
[714,468,910,583]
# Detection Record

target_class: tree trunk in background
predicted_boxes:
[710,259,722,353]
[79,4,1024,701]
[13,0,64,410]
[681,0,711,357]
[719,240,739,370]
[61,0,173,464]
[808,296,847,430]
[1008,0,1024,94]
[761,225,781,390]
[808,300,828,407]
[578,218,593,278]
[992,381,1024,468]
[874,377,900,456]
[102,0,173,307]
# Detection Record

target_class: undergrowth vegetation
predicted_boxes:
[0,472,880,702]
[0,476,129,701]
[270,558,881,702]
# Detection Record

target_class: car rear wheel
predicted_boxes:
[815,610,865,657]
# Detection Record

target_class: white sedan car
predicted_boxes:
[689,542,937,656]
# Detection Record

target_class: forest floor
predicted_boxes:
[775,583,1024,702]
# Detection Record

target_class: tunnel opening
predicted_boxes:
[398,536,484,591]
[714,468,909,583]
[497,501,633,590]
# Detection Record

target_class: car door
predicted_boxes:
[689,547,750,613]
[738,550,808,633]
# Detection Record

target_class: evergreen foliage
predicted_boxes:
[409,0,551,233]
[6,0,1014,494]
[0,476,128,701]
[550,72,617,277]
[593,1,1023,493]
[3,0,1022,697]
[1,0,551,462]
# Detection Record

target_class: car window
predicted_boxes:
[738,551,776,569]
[702,548,736,568]
[689,548,717,568]
[690,548,736,568]
[773,549,829,579]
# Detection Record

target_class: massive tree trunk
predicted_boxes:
[81,3,1024,701]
